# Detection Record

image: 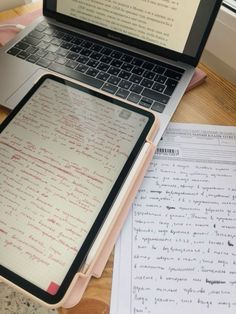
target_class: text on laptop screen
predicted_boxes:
[57,0,201,53]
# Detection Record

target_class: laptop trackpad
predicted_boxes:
[5,69,49,110]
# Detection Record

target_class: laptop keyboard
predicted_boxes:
[7,21,185,113]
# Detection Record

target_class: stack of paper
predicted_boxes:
[111,123,236,314]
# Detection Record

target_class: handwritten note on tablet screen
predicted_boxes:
[0,78,149,293]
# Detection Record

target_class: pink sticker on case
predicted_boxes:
[47,282,60,295]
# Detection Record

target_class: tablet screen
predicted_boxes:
[0,75,155,304]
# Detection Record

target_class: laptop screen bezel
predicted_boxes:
[43,0,222,67]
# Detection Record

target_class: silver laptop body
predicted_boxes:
[0,0,222,142]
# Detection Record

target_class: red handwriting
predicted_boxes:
[0,79,146,289]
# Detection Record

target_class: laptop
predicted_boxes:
[0,0,222,142]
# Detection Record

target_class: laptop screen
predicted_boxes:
[44,0,221,65]
[56,0,201,54]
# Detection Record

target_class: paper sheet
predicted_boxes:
[110,122,236,314]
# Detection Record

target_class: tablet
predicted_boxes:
[0,74,155,305]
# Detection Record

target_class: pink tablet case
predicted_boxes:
[62,138,158,308]
[0,93,159,308]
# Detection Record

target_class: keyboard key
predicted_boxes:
[100,55,112,64]
[47,44,58,53]
[164,78,178,96]
[116,88,130,99]
[53,31,64,39]
[35,23,47,32]
[80,48,92,56]
[29,30,44,39]
[66,60,78,69]
[76,64,89,73]
[23,36,40,46]
[61,42,73,50]
[119,80,132,90]
[110,51,122,59]
[71,38,83,45]
[127,93,141,104]
[154,60,185,73]
[155,75,167,84]
[91,44,102,52]
[132,66,144,76]
[142,61,154,70]
[153,65,165,74]
[42,35,53,43]
[108,76,121,85]
[97,72,110,81]
[87,59,99,68]
[44,27,54,35]
[80,41,93,49]
[165,69,182,80]
[143,70,155,80]
[15,42,29,50]
[71,45,82,53]
[56,47,68,57]
[101,47,112,55]
[121,63,133,72]
[49,63,103,88]
[118,70,131,80]
[7,47,20,56]
[166,78,178,87]
[129,74,142,84]
[102,83,118,95]
[36,58,52,67]
[17,51,30,60]
[36,49,47,58]
[55,56,67,65]
[86,68,99,77]
[120,54,133,63]
[131,58,143,66]
[77,55,89,64]
[164,86,176,96]
[139,97,153,108]
[111,59,123,68]
[151,101,166,113]
[26,54,40,63]
[141,78,153,89]
[62,34,74,42]
[26,46,38,54]
[152,82,165,93]
[142,88,170,104]
[108,66,120,76]
[130,84,143,94]
[67,52,79,60]
[91,52,102,60]
[97,63,109,72]
[45,52,56,61]
[37,41,50,50]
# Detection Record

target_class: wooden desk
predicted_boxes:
[0,2,236,314]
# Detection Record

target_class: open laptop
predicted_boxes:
[0,0,222,142]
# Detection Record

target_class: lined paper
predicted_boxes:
[111,123,236,314]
